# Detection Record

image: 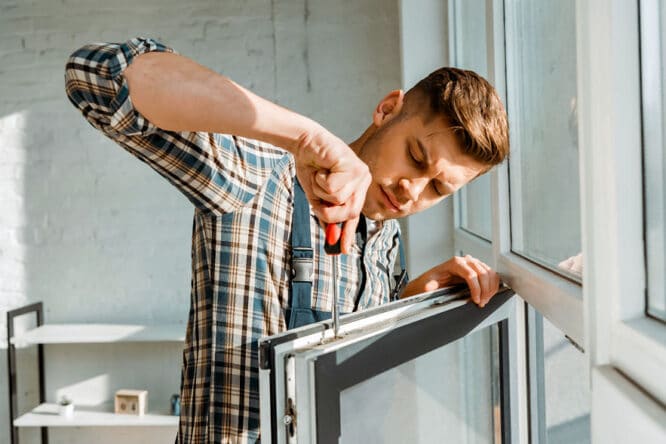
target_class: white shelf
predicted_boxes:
[10,323,186,347]
[14,403,178,427]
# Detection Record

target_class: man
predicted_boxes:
[65,37,508,443]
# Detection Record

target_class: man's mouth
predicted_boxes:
[380,185,402,213]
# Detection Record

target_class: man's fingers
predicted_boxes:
[304,164,370,227]
[464,255,499,307]
[311,199,359,224]
[315,169,366,196]
[312,171,356,205]
[340,218,359,254]
[311,178,368,225]
[453,258,481,304]
[468,259,491,307]
[293,127,371,237]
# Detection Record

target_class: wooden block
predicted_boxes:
[114,389,148,416]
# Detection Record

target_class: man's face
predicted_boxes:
[356,93,487,221]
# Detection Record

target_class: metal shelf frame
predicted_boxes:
[7,302,48,444]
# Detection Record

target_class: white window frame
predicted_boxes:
[578,0,666,438]
[451,0,585,345]
[448,2,533,443]
[408,0,666,441]
[450,0,495,267]
[642,0,666,322]
[496,0,585,345]
[402,2,530,443]
[451,0,588,442]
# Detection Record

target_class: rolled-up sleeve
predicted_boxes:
[65,37,286,215]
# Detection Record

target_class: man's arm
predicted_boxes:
[66,38,369,252]
[125,51,311,153]
[125,51,370,253]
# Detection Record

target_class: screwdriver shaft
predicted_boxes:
[331,255,340,337]
[325,223,343,338]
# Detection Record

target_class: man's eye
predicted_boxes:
[408,146,420,164]
[432,182,445,196]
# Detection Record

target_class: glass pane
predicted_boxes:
[460,175,493,241]
[453,0,487,75]
[454,0,493,241]
[641,0,666,321]
[339,326,499,443]
[505,0,582,280]
[533,313,590,444]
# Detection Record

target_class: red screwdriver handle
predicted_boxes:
[324,223,343,255]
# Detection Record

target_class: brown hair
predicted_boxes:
[405,67,509,166]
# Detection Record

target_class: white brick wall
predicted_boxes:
[0,1,400,442]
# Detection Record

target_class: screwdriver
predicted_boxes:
[325,223,343,338]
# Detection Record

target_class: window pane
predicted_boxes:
[641,0,666,321]
[505,0,582,280]
[453,0,492,241]
[532,311,590,443]
[460,175,493,241]
[339,326,499,443]
[453,0,487,74]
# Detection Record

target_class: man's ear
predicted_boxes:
[372,89,405,127]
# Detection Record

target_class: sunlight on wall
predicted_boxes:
[56,373,111,406]
[0,109,29,443]
[1,110,29,344]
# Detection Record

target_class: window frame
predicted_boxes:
[499,0,585,345]
[577,0,666,437]
[641,0,666,322]
[451,0,585,345]
[258,287,517,444]
[451,1,590,442]
[451,0,666,440]
[449,2,534,443]
[450,0,495,267]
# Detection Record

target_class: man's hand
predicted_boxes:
[294,127,372,254]
[401,255,500,307]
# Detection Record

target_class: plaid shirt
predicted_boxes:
[65,38,402,443]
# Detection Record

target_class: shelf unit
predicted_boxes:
[10,323,186,347]
[6,302,185,444]
[13,403,178,427]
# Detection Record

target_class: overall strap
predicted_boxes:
[398,233,407,273]
[391,231,409,301]
[290,179,314,311]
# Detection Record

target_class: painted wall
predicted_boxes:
[0,1,401,442]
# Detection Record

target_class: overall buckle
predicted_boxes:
[291,257,313,282]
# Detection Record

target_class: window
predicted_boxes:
[578,0,666,440]
[527,308,590,443]
[451,0,493,242]
[500,2,591,442]
[642,0,666,323]
[504,0,581,282]
[259,286,515,444]
[409,1,666,443]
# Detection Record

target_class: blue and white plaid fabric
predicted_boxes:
[65,37,403,443]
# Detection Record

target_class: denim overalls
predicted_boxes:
[287,180,407,329]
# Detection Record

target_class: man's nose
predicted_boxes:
[397,177,428,203]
